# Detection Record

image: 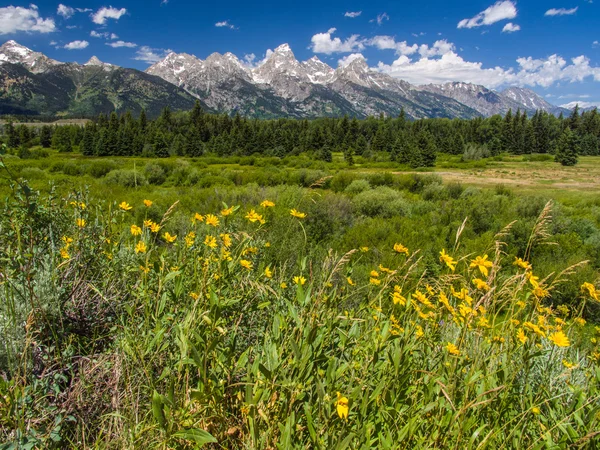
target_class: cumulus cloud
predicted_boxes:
[502,22,520,32]
[0,5,56,34]
[133,45,171,63]
[457,1,517,28]
[376,50,600,89]
[594,40,599,48]
[368,35,418,55]
[64,40,89,50]
[215,20,236,29]
[310,28,365,54]
[545,7,578,16]
[57,4,75,18]
[344,11,362,18]
[338,53,366,67]
[560,101,599,109]
[370,13,389,25]
[106,40,136,48]
[418,39,455,57]
[92,7,127,25]
[242,49,273,68]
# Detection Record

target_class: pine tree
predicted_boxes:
[554,128,578,166]
[81,125,95,156]
[417,131,437,167]
[318,145,332,162]
[154,132,170,158]
[6,121,19,149]
[579,134,599,156]
[40,125,52,148]
[139,109,148,131]
[355,134,368,156]
[344,146,355,166]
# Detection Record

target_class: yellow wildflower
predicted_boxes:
[527,272,540,289]
[140,265,150,274]
[370,270,379,278]
[470,255,493,277]
[205,214,220,227]
[533,286,549,299]
[240,260,253,270]
[514,257,532,271]
[143,199,153,207]
[414,291,434,308]
[548,331,570,347]
[472,278,490,291]
[531,407,541,415]
[221,205,235,217]
[347,277,355,286]
[118,201,132,211]
[393,243,409,255]
[415,325,424,338]
[517,328,527,344]
[392,290,406,306]
[379,264,393,274]
[185,232,196,248]
[150,222,161,234]
[562,360,577,369]
[135,241,147,254]
[220,233,232,248]
[280,282,288,289]
[446,343,460,356]
[76,218,86,228]
[264,266,273,278]
[574,317,586,326]
[130,224,142,236]
[581,282,599,301]
[163,232,177,243]
[440,249,456,271]
[204,235,217,249]
[193,212,204,223]
[290,209,306,219]
[294,276,306,286]
[62,236,74,246]
[60,247,70,259]
[260,200,275,208]
[360,246,369,252]
[190,292,200,300]
[370,278,381,286]
[335,392,349,420]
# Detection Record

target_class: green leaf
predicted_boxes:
[172,428,217,446]
[152,390,167,430]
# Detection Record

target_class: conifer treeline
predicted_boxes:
[3,102,599,167]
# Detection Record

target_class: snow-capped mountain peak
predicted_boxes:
[0,40,60,73]
[302,56,334,84]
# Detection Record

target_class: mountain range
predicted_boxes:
[0,40,572,119]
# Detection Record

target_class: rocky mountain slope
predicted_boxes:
[0,41,199,117]
[0,40,574,119]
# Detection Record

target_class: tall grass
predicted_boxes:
[1,161,599,448]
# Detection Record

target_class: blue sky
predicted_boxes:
[1,0,599,107]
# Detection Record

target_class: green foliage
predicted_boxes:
[555,129,579,166]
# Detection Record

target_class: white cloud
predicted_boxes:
[344,11,362,18]
[110,33,118,39]
[64,40,89,50]
[57,4,75,18]
[545,7,578,16]
[370,12,389,25]
[0,5,56,34]
[215,20,236,29]
[560,101,599,109]
[90,30,106,38]
[502,22,520,32]
[92,7,127,25]
[49,40,57,45]
[457,1,517,28]
[310,28,365,54]
[418,39,455,57]
[594,40,599,47]
[133,45,171,63]
[368,35,418,55]
[76,8,92,12]
[338,53,365,67]
[243,49,273,68]
[106,40,136,48]
[376,50,600,89]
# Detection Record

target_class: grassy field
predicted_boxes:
[1,149,600,448]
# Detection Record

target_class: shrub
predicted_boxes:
[353,186,410,217]
[105,169,147,187]
[462,143,490,161]
[330,171,358,192]
[196,175,235,188]
[344,179,371,195]
[144,163,167,185]
[87,160,118,178]
[62,161,85,176]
